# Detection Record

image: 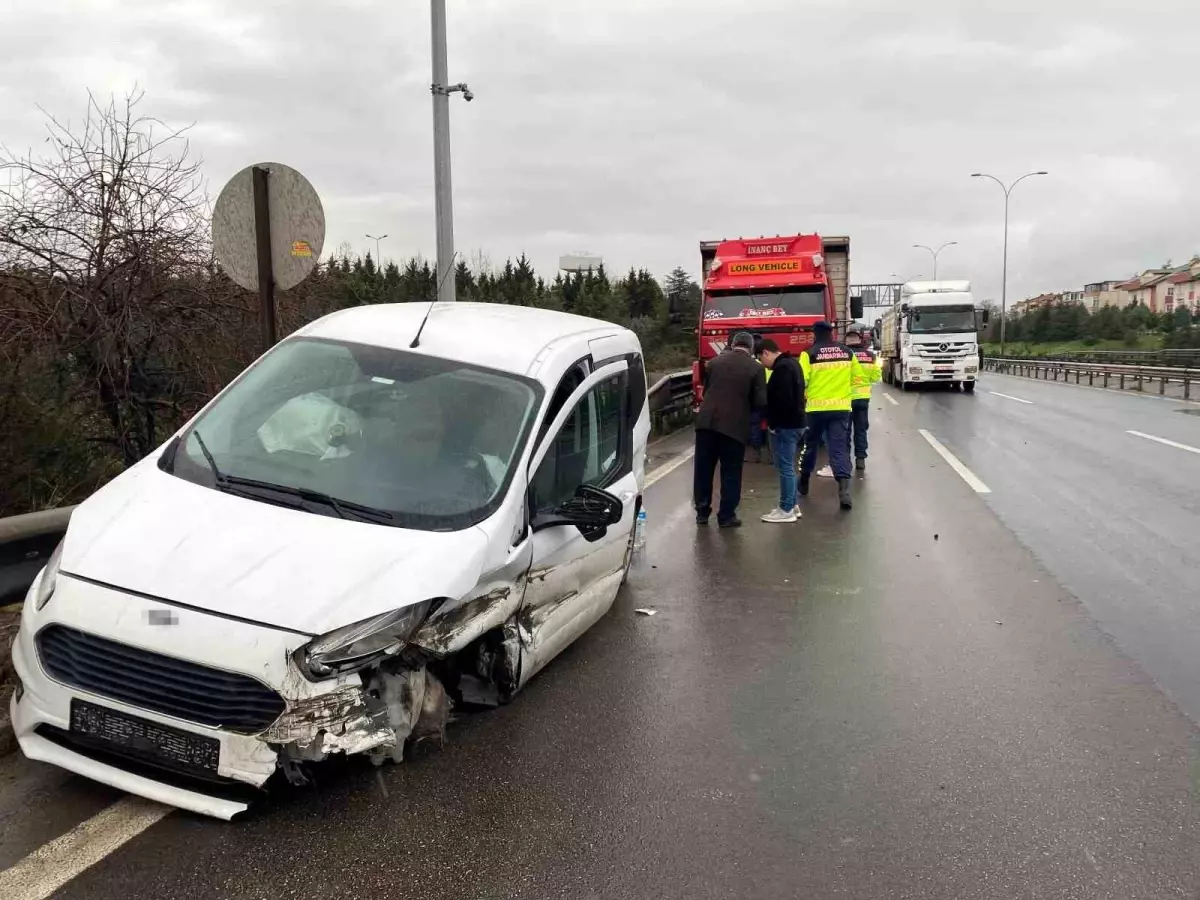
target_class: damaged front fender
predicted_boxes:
[411,547,529,657]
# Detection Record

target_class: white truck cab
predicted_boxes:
[880,281,986,392]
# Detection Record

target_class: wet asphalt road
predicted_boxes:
[909,372,1200,724]
[2,381,1200,898]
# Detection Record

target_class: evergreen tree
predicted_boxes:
[664,266,702,325]
[455,259,475,301]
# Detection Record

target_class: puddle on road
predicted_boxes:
[1177,409,1200,416]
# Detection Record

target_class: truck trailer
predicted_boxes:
[693,234,857,407]
[879,280,986,392]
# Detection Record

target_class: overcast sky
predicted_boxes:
[4,0,1199,304]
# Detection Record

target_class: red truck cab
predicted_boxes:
[693,234,849,407]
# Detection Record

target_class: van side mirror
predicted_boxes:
[900,303,909,314]
[981,309,991,325]
[532,484,624,542]
[850,295,864,319]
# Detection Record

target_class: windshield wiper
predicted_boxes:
[219,475,395,523]
[188,432,393,523]
[191,430,225,483]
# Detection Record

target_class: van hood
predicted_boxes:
[60,461,490,635]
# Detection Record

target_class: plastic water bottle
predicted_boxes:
[633,508,647,552]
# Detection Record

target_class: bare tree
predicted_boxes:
[0,91,239,470]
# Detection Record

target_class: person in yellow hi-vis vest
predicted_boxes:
[816,324,880,480]
[798,321,865,510]
[846,325,881,472]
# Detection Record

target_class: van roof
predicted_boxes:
[296,302,626,376]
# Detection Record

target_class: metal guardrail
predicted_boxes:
[985,357,1200,400]
[0,506,76,607]
[994,348,1200,368]
[648,370,694,432]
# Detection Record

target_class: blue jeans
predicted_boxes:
[769,428,803,510]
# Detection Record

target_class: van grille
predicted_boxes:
[36,624,285,734]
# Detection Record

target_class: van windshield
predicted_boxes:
[168,338,541,531]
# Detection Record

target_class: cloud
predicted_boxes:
[2,0,1198,306]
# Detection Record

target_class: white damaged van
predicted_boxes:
[10,302,649,818]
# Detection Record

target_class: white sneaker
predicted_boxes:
[792,506,803,519]
[816,465,834,478]
[761,507,798,524]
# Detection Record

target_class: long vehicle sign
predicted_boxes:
[727,259,803,275]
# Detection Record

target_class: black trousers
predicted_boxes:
[850,398,870,459]
[800,411,852,479]
[693,429,745,523]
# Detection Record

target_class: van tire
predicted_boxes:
[963,381,976,393]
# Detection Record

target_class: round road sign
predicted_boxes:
[213,162,325,292]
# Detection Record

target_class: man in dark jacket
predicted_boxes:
[693,331,767,528]
[758,339,806,523]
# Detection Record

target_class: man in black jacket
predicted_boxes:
[693,331,767,528]
[758,339,806,523]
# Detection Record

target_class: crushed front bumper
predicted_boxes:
[12,573,436,819]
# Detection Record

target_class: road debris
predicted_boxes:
[634,608,657,616]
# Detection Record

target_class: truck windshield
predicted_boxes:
[909,306,977,334]
[167,337,541,531]
[704,284,825,319]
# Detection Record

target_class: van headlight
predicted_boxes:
[296,601,432,680]
[34,541,64,611]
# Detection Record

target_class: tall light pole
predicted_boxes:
[912,242,958,280]
[971,170,1048,354]
[431,0,472,303]
[365,233,387,274]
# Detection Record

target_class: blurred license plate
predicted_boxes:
[70,700,219,773]
[934,366,953,371]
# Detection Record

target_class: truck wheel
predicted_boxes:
[963,381,976,394]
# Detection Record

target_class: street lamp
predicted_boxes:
[431,0,473,302]
[365,233,387,274]
[971,170,1048,354]
[912,242,958,280]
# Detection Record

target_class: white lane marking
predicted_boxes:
[0,797,169,900]
[1126,430,1200,456]
[988,391,1033,405]
[883,394,900,406]
[645,447,696,488]
[918,429,992,494]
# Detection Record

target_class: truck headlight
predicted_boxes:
[296,601,432,680]
[965,366,978,374]
[34,541,64,611]
[909,365,924,374]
